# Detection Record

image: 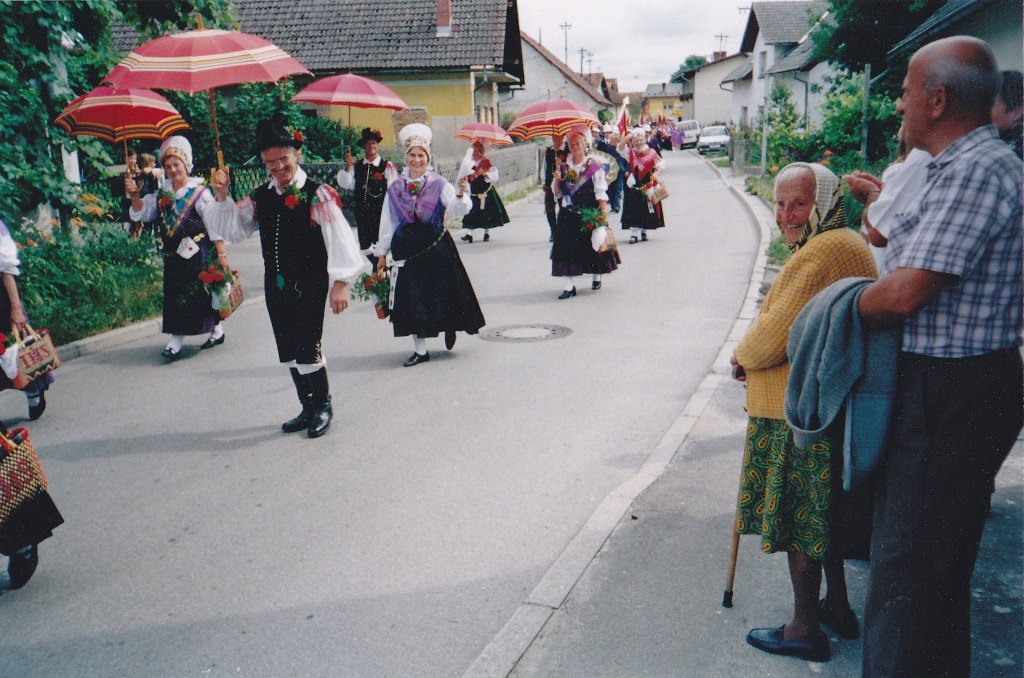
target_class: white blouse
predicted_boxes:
[372,169,471,262]
[128,178,222,237]
[550,154,609,205]
[336,155,398,191]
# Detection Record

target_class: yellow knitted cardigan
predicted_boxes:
[734,227,878,419]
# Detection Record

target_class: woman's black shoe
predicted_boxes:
[403,352,430,367]
[629,236,639,244]
[591,280,602,291]
[483,232,490,242]
[27,392,46,421]
[461,234,473,243]
[746,626,830,662]
[557,287,577,300]
[200,334,225,350]
[8,544,38,590]
[444,331,456,350]
[160,347,181,362]
[641,231,648,241]
[307,400,333,438]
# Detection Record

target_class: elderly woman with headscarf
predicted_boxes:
[550,125,621,299]
[372,123,485,367]
[616,127,666,244]
[458,138,510,243]
[729,163,877,663]
[127,136,228,361]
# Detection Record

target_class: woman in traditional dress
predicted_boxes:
[550,125,620,299]
[616,128,666,244]
[336,127,397,260]
[372,124,485,367]
[458,139,510,243]
[0,219,52,420]
[730,162,877,663]
[127,136,228,361]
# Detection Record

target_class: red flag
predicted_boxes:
[616,97,630,136]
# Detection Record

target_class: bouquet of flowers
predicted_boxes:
[576,207,607,233]
[198,260,236,313]
[354,270,391,319]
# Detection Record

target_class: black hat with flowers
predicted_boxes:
[254,113,302,154]
[358,127,384,146]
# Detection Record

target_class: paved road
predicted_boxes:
[0,151,758,676]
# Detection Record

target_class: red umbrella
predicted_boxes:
[54,85,190,163]
[507,100,599,141]
[291,73,408,125]
[102,28,311,168]
[454,121,513,146]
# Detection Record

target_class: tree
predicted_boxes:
[0,1,234,225]
[670,55,708,83]
[810,0,944,74]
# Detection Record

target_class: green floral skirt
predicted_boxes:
[735,416,835,558]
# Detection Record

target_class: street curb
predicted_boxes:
[55,296,265,363]
[461,160,774,678]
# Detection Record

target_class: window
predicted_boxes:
[758,51,767,78]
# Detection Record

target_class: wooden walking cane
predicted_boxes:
[722,456,746,608]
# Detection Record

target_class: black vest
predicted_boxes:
[252,179,328,283]
[353,159,390,209]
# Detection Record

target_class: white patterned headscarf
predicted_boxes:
[774,162,844,249]
[160,135,193,174]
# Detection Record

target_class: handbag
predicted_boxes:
[0,427,48,528]
[0,425,63,554]
[217,271,244,320]
[598,225,619,253]
[12,325,61,383]
[648,183,669,204]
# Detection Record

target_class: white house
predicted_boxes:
[691,53,750,126]
[729,1,829,129]
[503,32,612,119]
[888,0,1022,70]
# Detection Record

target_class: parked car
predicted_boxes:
[697,125,730,155]
[677,120,701,149]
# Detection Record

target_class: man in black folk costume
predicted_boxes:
[208,115,366,438]
[336,127,397,260]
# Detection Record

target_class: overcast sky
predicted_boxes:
[517,0,760,93]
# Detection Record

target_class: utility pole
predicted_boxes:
[560,22,572,65]
[578,47,586,75]
[586,51,594,74]
[715,34,728,52]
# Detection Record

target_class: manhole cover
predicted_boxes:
[479,324,572,342]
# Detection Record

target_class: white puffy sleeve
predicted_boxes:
[0,228,19,275]
[313,185,367,284]
[204,196,258,244]
[442,179,472,218]
[128,193,157,223]
[336,166,355,191]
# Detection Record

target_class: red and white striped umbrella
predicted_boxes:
[102,28,311,167]
[55,86,189,143]
[54,85,190,164]
[507,100,599,140]
[103,28,311,94]
[292,73,407,109]
[454,121,513,146]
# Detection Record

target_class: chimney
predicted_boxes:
[713,51,726,62]
[436,0,452,37]
[661,82,666,92]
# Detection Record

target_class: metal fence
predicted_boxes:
[80,144,542,226]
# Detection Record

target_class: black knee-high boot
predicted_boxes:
[306,368,333,438]
[281,368,314,433]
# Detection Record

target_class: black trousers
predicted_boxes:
[863,349,1023,677]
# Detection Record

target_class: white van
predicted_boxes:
[678,120,701,149]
